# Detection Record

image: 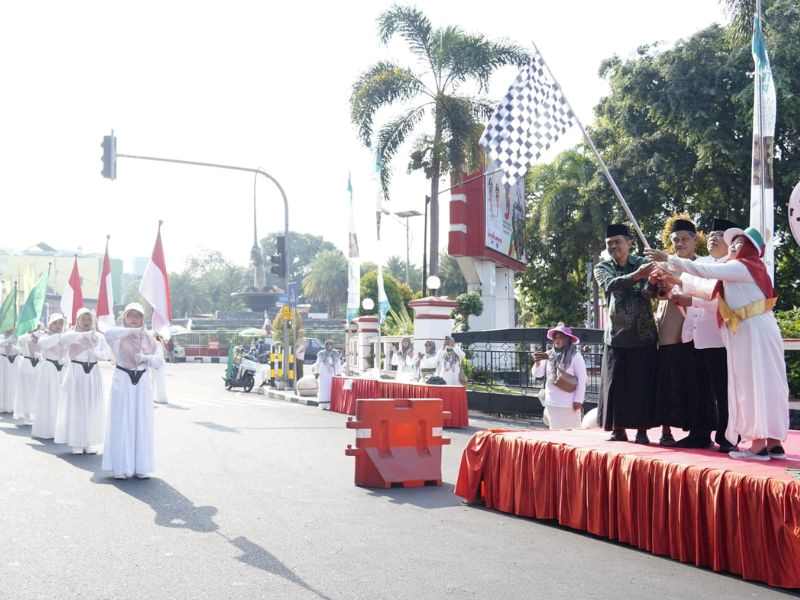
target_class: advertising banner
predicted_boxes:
[484,164,527,263]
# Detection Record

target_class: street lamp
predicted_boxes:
[361,297,375,311]
[426,275,441,296]
[394,209,422,286]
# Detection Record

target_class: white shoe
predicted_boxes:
[729,449,770,461]
[70,448,84,455]
[84,448,98,455]
[113,474,128,480]
[134,473,151,479]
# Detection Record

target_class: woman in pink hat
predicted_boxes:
[533,323,587,430]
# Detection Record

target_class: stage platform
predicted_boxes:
[455,428,800,589]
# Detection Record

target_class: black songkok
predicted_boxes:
[605,223,631,239]
[670,219,696,234]
[710,217,740,233]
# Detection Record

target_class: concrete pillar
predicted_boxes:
[355,315,379,372]
[409,296,457,355]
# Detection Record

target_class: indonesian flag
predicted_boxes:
[96,237,115,331]
[60,256,85,325]
[139,222,172,338]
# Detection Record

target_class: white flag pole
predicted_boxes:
[755,0,767,240]
[532,42,650,249]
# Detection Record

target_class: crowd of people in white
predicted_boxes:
[0,302,168,479]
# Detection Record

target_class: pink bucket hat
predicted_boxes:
[546,322,579,344]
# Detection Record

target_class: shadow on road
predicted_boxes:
[194,421,342,434]
[366,482,462,509]
[21,433,334,599]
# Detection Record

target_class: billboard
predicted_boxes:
[484,165,527,263]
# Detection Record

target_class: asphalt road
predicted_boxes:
[0,363,795,600]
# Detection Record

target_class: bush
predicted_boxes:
[776,308,800,399]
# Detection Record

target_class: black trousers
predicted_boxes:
[599,344,658,431]
[697,347,731,445]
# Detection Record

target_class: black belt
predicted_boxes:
[46,358,63,372]
[4,353,18,364]
[116,365,147,385]
[72,360,97,374]
[25,356,40,367]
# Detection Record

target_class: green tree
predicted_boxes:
[517,1,800,322]
[350,5,528,276]
[165,251,247,317]
[360,270,413,316]
[438,252,467,298]
[302,250,348,318]
[385,255,422,292]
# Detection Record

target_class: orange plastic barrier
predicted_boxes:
[345,398,451,488]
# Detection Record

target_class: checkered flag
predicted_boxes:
[480,50,575,186]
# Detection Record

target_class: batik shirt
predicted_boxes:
[594,254,657,348]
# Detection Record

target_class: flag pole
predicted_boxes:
[754,0,767,240]
[531,42,650,249]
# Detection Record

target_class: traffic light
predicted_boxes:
[101,132,117,179]
[270,235,287,279]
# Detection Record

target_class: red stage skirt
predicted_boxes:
[455,428,800,588]
[329,376,469,428]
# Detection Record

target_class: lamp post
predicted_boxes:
[394,209,422,286]
[426,275,441,297]
[100,132,292,387]
[422,196,431,296]
[361,297,378,372]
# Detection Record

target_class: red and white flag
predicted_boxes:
[96,236,115,331]
[139,221,172,338]
[60,256,85,325]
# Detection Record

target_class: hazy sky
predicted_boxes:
[1,0,730,273]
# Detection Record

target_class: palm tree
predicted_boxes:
[350,5,528,276]
[721,0,758,42]
[302,250,348,318]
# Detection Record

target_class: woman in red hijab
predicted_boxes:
[646,227,789,461]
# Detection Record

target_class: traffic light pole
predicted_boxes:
[112,151,292,388]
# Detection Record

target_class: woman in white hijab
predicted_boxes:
[55,308,111,454]
[436,336,465,386]
[0,328,21,414]
[14,326,43,424]
[33,314,67,439]
[102,303,162,479]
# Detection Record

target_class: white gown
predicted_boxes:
[435,346,465,386]
[673,256,790,442]
[394,350,417,382]
[14,333,41,422]
[34,332,68,439]
[55,331,110,450]
[313,350,341,407]
[102,327,162,477]
[0,335,21,414]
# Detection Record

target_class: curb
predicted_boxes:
[258,387,319,407]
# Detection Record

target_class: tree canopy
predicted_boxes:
[518,1,800,325]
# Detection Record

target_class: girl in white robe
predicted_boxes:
[33,314,68,439]
[56,308,111,454]
[14,329,42,424]
[0,332,21,414]
[649,227,789,461]
[313,340,341,409]
[435,337,465,386]
[102,303,162,479]
[394,338,417,382]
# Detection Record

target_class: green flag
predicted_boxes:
[0,283,17,333]
[16,273,48,336]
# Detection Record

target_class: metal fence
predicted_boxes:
[452,328,605,416]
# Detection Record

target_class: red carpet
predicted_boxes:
[455,428,800,588]
[329,376,469,428]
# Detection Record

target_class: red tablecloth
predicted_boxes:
[455,428,800,589]
[329,376,468,428]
